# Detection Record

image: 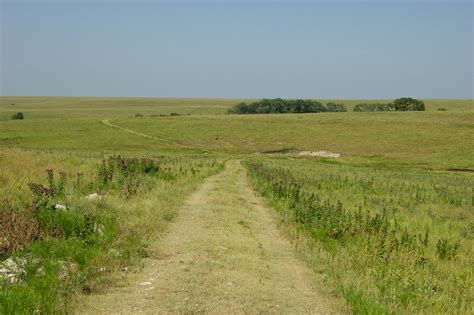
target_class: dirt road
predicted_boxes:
[78,160,342,314]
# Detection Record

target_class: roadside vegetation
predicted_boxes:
[245,158,472,313]
[0,148,223,313]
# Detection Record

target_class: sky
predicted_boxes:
[1,0,472,99]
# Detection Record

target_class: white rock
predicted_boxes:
[94,223,105,236]
[108,248,120,257]
[298,150,341,158]
[139,281,152,286]
[54,204,67,210]
[0,257,27,284]
[86,193,101,200]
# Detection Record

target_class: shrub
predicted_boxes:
[393,97,425,111]
[10,112,24,120]
[326,102,347,112]
[169,112,181,116]
[353,103,394,112]
[0,200,40,259]
[437,108,447,111]
[134,113,143,117]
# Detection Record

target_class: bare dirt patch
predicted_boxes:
[447,168,474,173]
[261,148,341,158]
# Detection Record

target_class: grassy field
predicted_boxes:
[1,97,472,121]
[246,158,473,313]
[0,96,473,313]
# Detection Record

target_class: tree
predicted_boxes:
[326,102,347,112]
[393,97,425,111]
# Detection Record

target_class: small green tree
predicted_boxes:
[326,102,347,112]
[393,97,425,111]
[11,112,24,120]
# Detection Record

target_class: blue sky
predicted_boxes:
[1,0,472,98]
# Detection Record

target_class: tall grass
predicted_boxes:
[0,149,224,313]
[245,158,473,313]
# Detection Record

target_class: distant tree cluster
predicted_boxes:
[353,103,394,112]
[11,112,24,120]
[353,98,425,112]
[228,99,347,114]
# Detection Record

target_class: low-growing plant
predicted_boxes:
[0,200,40,259]
[96,156,161,197]
[436,238,460,260]
[10,112,24,120]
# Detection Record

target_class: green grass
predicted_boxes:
[111,111,474,168]
[245,157,473,313]
[1,97,472,121]
[0,96,473,313]
[0,149,224,313]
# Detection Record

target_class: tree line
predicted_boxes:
[228,99,347,114]
[353,98,425,112]
[228,97,425,114]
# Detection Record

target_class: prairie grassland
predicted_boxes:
[113,111,474,168]
[0,96,473,313]
[1,97,472,121]
[245,158,473,313]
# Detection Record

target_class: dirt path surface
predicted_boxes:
[78,160,342,314]
[102,119,196,149]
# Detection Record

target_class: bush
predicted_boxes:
[134,113,143,117]
[437,108,447,111]
[353,103,394,112]
[11,112,24,120]
[393,97,425,111]
[353,98,425,112]
[326,102,347,112]
[0,201,39,259]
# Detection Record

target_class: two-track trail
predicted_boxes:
[78,160,342,314]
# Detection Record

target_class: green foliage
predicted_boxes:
[10,112,24,120]
[393,97,425,111]
[436,238,460,260]
[228,98,346,114]
[353,103,394,112]
[326,102,347,112]
[96,156,162,197]
[353,98,425,112]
